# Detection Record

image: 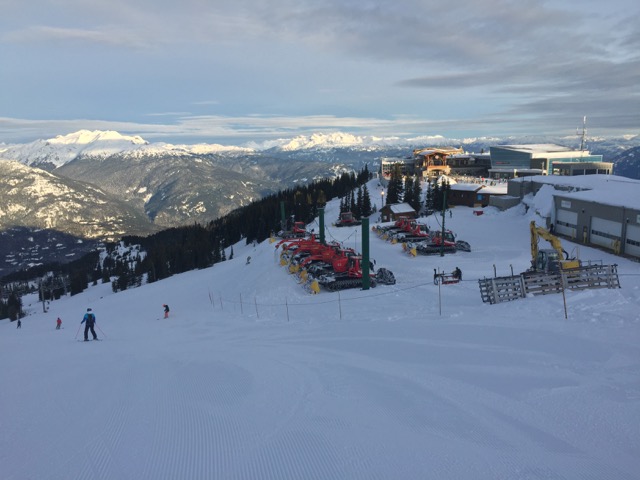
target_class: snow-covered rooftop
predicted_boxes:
[450,183,483,192]
[514,174,640,209]
[496,144,573,153]
[388,202,415,213]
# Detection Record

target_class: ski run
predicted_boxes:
[2,179,639,480]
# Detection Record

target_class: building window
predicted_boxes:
[591,229,620,241]
[557,220,577,230]
[627,238,640,247]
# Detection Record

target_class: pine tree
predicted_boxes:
[386,164,404,204]
[7,293,22,321]
[432,181,442,211]
[404,176,414,208]
[411,175,422,213]
[362,184,372,217]
[442,179,451,211]
[355,187,363,219]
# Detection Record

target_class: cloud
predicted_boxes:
[1,0,637,144]
[0,113,466,145]
[3,25,152,49]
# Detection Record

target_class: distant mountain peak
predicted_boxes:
[47,129,148,146]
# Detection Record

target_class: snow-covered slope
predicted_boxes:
[2,184,639,480]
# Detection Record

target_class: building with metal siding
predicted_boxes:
[489,144,609,178]
[505,175,640,259]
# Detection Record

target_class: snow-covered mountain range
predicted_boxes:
[3,129,639,168]
[0,130,253,170]
[1,129,639,275]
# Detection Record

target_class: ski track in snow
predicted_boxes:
[2,188,640,480]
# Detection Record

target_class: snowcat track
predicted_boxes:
[415,245,457,255]
[323,278,377,291]
[376,268,396,285]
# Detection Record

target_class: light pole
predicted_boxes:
[380,190,385,209]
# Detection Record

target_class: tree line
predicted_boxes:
[0,166,374,318]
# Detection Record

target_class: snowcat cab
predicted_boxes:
[335,211,362,227]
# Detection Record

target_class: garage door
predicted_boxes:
[590,217,622,250]
[555,209,578,238]
[625,224,640,258]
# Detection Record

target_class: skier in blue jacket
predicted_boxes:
[81,308,97,341]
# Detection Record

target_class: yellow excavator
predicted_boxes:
[530,221,581,272]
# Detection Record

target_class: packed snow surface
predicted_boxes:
[2,184,640,480]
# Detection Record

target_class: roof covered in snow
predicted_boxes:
[387,202,415,213]
[516,174,640,209]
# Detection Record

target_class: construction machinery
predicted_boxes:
[407,230,459,256]
[276,236,396,292]
[277,218,308,239]
[529,221,581,272]
[334,211,362,228]
[392,220,430,243]
[316,255,396,291]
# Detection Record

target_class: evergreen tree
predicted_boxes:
[410,175,422,213]
[432,181,442,211]
[404,176,414,208]
[355,187,363,219]
[425,181,434,212]
[361,184,373,217]
[69,268,87,296]
[386,164,404,204]
[442,179,451,211]
[316,189,327,206]
[7,293,22,321]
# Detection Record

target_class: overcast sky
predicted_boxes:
[1,0,639,145]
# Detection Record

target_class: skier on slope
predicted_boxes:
[81,308,98,341]
[56,317,62,330]
[163,304,170,319]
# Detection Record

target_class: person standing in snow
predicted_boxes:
[453,267,462,281]
[163,304,170,319]
[56,317,62,330]
[16,318,21,329]
[81,308,97,341]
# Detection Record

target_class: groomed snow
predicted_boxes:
[2,180,639,480]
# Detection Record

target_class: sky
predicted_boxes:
[2,179,639,479]
[1,0,639,145]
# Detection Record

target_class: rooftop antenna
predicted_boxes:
[577,116,587,151]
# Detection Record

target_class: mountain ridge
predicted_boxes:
[1,129,639,275]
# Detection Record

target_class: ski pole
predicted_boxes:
[96,325,108,338]
[74,324,82,340]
